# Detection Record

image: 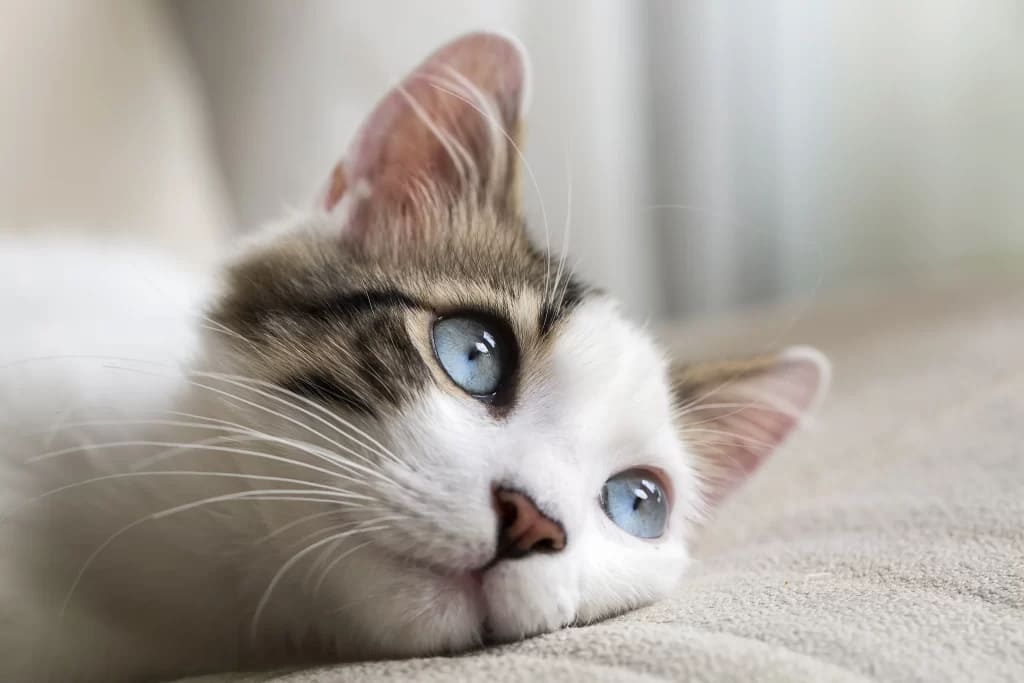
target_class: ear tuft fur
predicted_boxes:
[319,31,530,242]
[671,346,831,507]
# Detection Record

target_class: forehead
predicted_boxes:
[536,298,674,432]
[215,207,584,332]
[208,213,590,415]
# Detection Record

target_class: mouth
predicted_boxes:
[429,566,531,645]
[386,550,491,610]
[449,567,487,599]
[372,544,511,645]
[380,553,563,649]
[440,569,506,644]
[425,564,494,643]
[429,562,488,599]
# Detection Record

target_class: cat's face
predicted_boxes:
[208,210,696,653]
[199,32,827,660]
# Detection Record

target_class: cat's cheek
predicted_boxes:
[481,555,580,642]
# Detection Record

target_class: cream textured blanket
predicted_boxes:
[188,280,1024,682]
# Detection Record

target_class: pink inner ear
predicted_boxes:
[320,32,527,236]
[689,347,829,505]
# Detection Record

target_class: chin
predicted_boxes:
[327,549,579,660]
[324,550,485,659]
[480,555,580,643]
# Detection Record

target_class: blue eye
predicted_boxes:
[431,315,514,399]
[600,469,669,539]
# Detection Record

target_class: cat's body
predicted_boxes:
[0,228,688,680]
[0,239,220,678]
[0,34,828,682]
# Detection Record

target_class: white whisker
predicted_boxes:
[313,539,376,603]
[250,523,393,638]
[252,509,347,545]
[26,439,383,494]
[16,470,372,521]
[189,370,404,469]
[58,489,377,620]
[40,415,400,491]
[103,365,405,484]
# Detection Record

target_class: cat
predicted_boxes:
[0,32,829,682]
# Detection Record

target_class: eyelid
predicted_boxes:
[622,465,674,510]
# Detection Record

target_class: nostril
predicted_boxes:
[497,498,518,527]
[531,537,556,553]
[492,487,566,560]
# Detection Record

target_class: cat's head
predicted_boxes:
[200,32,828,659]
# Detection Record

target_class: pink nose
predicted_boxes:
[493,488,566,559]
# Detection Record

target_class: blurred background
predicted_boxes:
[2,0,1021,322]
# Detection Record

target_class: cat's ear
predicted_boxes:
[320,31,528,239]
[671,346,830,508]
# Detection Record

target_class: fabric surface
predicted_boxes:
[185,278,1024,683]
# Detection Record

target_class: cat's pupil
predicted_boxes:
[468,341,489,361]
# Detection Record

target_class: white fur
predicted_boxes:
[0,232,698,681]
